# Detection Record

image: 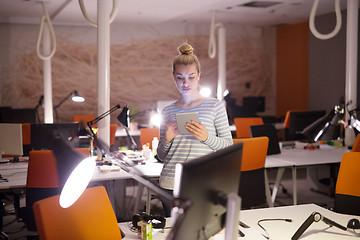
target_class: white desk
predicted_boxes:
[266,144,349,205]
[119,204,360,240]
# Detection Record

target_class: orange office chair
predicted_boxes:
[233,137,273,208]
[234,117,264,139]
[110,123,118,146]
[22,123,31,156]
[140,127,160,150]
[334,152,360,216]
[352,134,360,152]
[19,148,90,231]
[73,114,95,127]
[33,186,122,240]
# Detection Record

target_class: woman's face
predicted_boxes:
[173,64,200,96]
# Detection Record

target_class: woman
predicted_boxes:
[157,43,233,215]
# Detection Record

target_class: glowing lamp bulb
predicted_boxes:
[59,156,96,208]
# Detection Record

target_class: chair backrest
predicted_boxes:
[27,150,60,188]
[110,124,118,146]
[334,152,360,216]
[27,148,90,188]
[233,137,269,208]
[33,186,122,240]
[22,123,31,145]
[73,114,95,127]
[352,134,360,152]
[250,124,281,155]
[234,117,263,138]
[233,137,268,171]
[24,148,90,231]
[140,128,160,150]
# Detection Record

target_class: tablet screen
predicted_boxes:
[175,112,199,134]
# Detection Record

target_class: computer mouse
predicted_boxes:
[347,219,360,229]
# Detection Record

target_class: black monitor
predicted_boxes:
[1,108,36,123]
[30,123,80,150]
[171,143,243,240]
[243,96,265,113]
[286,110,326,141]
[250,124,281,155]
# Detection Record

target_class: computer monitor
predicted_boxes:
[171,143,243,240]
[243,96,265,113]
[286,111,326,141]
[1,108,36,123]
[250,124,281,155]
[0,123,23,157]
[31,123,80,150]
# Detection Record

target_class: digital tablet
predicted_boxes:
[176,112,199,134]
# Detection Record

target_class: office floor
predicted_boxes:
[1,167,335,240]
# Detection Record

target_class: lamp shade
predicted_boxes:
[51,135,96,208]
[117,106,129,128]
[302,105,344,142]
[71,90,85,102]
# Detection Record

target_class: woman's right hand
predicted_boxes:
[164,121,178,143]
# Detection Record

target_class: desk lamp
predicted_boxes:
[34,95,44,123]
[54,90,85,123]
[302,99,360,143]
[301,99,345,142]
[87,104,123,158]
[52,124,173,210]
[117,106,138,150]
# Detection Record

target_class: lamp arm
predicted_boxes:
[53,92,73,110]
[123,125,138,150]
[87,104,121,127]
[110,152,174,207]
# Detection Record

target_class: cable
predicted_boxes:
[36,2,57,61]
[78,0,119,28]
[257,218,293,239]
[309,0,342,40]
[208,11,224,59]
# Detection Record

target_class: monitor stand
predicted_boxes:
[225,193,241,240]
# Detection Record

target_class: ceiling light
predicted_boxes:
[239,1,281,8]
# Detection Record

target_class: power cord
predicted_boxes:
[257,218,292,239]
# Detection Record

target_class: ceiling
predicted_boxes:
[0,0,351,27]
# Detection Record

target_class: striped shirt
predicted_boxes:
[157,97,233,190]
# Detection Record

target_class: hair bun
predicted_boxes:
[178,43,193,55]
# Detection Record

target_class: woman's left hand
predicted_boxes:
[185,121,208,142]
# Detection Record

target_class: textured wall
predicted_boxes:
[0,23,275,125]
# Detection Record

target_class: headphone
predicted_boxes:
[132,213,166,229]
[292,212,360,240]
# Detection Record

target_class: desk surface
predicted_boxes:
[0,160,162,190]
[266,144,349,168]
[119,204,360,240]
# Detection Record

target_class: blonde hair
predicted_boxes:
[172,43,200,73]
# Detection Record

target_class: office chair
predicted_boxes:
[334,152,360,216]
[233,137,273,208]
[140,127,159,150]
[110,123,118,146]
[351,134,360,152]
[33,186,122,240]
[233,117,263,139]
[18,148,90,231]
[22,123,31,156]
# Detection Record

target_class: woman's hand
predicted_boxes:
[164,121,178,143]
[186,121,208,142]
